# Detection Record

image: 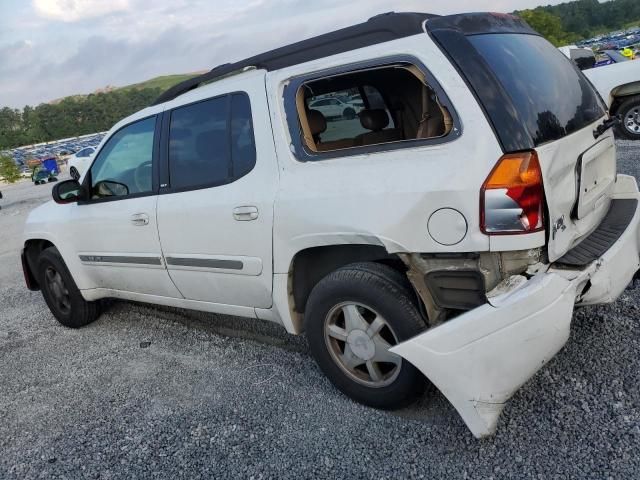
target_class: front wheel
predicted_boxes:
[305,262,427,409]
[38,247,100,328]
[616,96,640,140]
[69,167,80,181]
[342,107,356,120]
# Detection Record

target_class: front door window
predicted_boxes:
[88,117,156,199]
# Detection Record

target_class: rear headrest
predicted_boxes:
[359,109,389,132]
[307,109,327,136]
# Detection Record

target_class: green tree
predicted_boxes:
[0,87,164,150]
[0,154,21,183]
[519,9,578,46]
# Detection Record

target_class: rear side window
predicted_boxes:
[468,34,605,146]
[168,93,256,191]
[292,61,457,159]
[305,86,395,143]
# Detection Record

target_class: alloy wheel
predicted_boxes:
[625,107,640,134]
[323,302,401,388]
[44,266,71,315]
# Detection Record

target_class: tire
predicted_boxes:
[37,247,100,328]
[305,262,427,410]
[343,107,356,120]
[70,167,79,181]
[615,96,640,140]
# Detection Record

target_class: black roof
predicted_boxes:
[152,11,438,105]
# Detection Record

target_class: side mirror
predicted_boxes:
[52,179,86,204]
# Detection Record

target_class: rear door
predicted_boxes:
[156,73,278,308]
[427,14,612,261]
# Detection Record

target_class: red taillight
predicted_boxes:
[481,151,544,235]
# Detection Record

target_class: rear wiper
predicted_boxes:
[593,115,620,139]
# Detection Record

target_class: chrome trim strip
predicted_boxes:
[165,257,244,270]
[79,255,162,266]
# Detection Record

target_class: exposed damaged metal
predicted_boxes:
[399,249,543,325]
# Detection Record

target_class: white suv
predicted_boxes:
[21,13,640,438]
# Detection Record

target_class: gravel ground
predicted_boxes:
[1,143,640,479]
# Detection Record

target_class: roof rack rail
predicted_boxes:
[151,11,438,106]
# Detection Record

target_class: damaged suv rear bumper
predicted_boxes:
[391,176,640,438]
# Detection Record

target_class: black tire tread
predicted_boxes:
[614,96,640,140]
[305,262,428,410]
[38,247,100,328]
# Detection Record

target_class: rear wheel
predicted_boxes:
[615,96,640,140]
[305,262,427,409]
[38,247,100,328]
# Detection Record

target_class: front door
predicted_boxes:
[156,78,277,308]
[68,115,181,298]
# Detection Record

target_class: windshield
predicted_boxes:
[469,34,605,146]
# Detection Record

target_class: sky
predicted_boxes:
[0,0,572,109]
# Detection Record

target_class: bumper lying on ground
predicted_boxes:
[391,175,640,438]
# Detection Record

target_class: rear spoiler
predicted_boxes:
[425,12,539,36]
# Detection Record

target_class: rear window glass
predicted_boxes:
[469,34,605,146]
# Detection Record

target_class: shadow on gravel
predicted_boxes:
[99,299,309,353]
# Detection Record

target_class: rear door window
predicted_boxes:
[167,93,256,191]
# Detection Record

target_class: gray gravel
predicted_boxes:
[1,144,640,479]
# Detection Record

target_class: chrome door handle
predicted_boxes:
[233,206,259,221]
[131,213,149,226]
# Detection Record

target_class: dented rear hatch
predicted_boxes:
[427,13,613,261]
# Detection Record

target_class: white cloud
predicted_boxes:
[33,0,129,22]
[0,0,575,107]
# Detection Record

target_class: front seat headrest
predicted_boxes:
[307,109,327,136]
[359,109,389,132]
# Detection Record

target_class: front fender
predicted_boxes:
[24,202,95,293]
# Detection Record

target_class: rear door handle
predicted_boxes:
[131,213,149,226]
[233,206,259,221]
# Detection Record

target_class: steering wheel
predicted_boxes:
[133,161,152,193]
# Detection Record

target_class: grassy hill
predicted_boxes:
[48,73,201,105]
[116,73,200,92]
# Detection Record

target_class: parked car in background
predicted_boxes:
[22,12,640,439]
[559,45,597,70]
[586,58,640,140]
[596,49,631,66]
[308,97,359,120]
[562,45,640,140]
[67,147,95,180]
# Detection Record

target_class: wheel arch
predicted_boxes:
[282,244,408,333]
[610,82,640,113]
[23,238,56,290]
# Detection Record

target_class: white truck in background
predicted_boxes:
[561,45,640,140]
